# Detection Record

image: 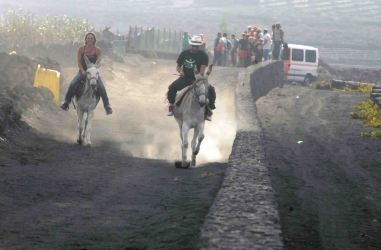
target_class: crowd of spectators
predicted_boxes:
[182,23,284,67]
[181,23,285,68]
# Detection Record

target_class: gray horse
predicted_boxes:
[174,65,213,168]
[73,56,101,146]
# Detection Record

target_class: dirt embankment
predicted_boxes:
[257,85,381,249]
[0,53,61,136]
[320,59,381,83]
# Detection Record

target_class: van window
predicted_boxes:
[291,49,303,62]
[306,50,317,63]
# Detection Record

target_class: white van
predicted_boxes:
[282,44,319,84]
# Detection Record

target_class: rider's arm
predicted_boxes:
[77,47,85,75]
[96,47,102,63]
[176,64,184,76]
[176,52,184,76]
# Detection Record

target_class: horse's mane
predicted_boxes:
[175,85,193,106]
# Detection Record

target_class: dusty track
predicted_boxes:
[0,56,237,249]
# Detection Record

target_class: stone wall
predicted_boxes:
[201,61,284,249]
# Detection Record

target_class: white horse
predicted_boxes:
[73,56,101,146]
[174,65,213,168]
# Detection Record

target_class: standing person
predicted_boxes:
[248,36,256,66]
[238,33,249,67]
[215,36,226,66]
[254,38,264,64]
[61,32,112,115]
[281,42,291,81]
[230,34,239,66]
[181,31,190,51]
[167,35,216,121]
[272,23,284,60]
[199,33,208,53]
[262,28,272,61]
[212,32,222,65]
[221,33,230,66]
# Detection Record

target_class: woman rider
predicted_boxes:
[61,32,113,115]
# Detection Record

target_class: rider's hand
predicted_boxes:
[80,69,86,76]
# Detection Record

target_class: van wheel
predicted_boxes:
[303,74,313,86]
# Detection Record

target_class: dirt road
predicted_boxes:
[257,85,381,249]
[3,53,379,249]
[0,56,238,249]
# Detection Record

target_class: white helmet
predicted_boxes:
[189,35,203,46]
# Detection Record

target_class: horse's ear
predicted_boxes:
[207,64,213,76]
[95,57,101,68]
[84,55,91,68]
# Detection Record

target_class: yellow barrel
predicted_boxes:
[33,64,61,105]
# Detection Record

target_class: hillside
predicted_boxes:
[0,0,380,66]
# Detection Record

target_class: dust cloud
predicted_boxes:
[24,55,237,164]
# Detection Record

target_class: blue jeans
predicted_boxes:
[64,72,110,107]
[263,49,270,61]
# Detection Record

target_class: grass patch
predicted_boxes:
[351,99,381,138]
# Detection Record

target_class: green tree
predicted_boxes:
[219,17,229,34]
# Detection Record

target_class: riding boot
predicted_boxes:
[60,102,69,111]
[61,72,83,111]
[105,105,113,115]
[205,107,213,121]
[167,104,174,116]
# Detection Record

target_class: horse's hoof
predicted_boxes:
[175,161,182,168]
[182,162,191,168]
[77,139,83,145]
[174,161,190,169]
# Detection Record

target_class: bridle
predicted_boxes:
[193,77,208,106]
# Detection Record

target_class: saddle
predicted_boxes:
[175,85,192,106]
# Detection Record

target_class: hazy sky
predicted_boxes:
[1,0,380,52]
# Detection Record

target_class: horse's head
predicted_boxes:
[84,56,100,91]
[193,65,213,107]
[194,76,207,107]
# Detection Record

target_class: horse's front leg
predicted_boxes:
[181,124,190,168]
[84,111,94,146]
[177,122,183,141]
[192,123,205,166]
[77,109,85,145]
[191,128,198,166]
